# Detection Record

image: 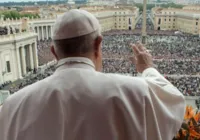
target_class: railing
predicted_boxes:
[0,16,57,27]
[0,31,37,43]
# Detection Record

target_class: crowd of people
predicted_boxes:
[167,76,200,96]
[1,29,200,96]
[0,81,12,90]
[102,33,200,96]
[0,65,56,94]
[37,39,54,66]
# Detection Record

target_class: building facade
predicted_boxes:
[0,31,38,84]
[151,6,200,34]
[80,6,139,32]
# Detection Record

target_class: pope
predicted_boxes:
[0,9,185,140]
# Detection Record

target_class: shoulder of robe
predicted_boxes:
[103,73,149,93]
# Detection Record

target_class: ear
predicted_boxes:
[94,36,103,57]
[51,45,59,60]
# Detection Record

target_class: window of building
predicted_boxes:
[129,18,131,24]
[158,18,161,24]
[6,61,11,73]
[169,26,171,28]
[165,19,166,21]
[173,26,175,28]
[174,19,175,21]
[169,19,171,21]
[196,22,198,25]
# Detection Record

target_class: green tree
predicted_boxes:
[134,2,184,11]
[0,11,40,20]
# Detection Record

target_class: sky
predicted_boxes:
[0,0,58,2]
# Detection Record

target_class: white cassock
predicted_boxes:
[0,57,185,140]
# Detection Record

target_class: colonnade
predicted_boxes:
[16,43,38,77]
[35,25,53,40]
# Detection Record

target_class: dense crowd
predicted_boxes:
[148,35,200,59]
[1,30,200,96]
[103,59,200,75]
[155,60,200,75]
[102,33,200,96]
[102,34,200,59]
[37,39,54,66]
[167,76,200,96]
[0,65,55,93]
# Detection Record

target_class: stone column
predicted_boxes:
[40,26,42,40]
[21,46,27,76]
[142,0,147,44]
[11,48,18,80]
[32,42,38,69]
[50,26,53,38]
[29,44,34,70]
[0,52,3,84]
[16,47,22,78]
[48,26,51,39]
[37,26,40,40]
[41,26,44,40]
[46,26,49,39]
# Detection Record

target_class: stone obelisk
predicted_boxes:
[141,0,147,44]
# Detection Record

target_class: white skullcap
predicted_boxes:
[52,9,100,40]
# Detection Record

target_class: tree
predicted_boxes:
[0,11,40,20]
[134,2,184,12]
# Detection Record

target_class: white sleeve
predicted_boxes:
[142,68,186,139]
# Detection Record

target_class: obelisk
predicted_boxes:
[141,0,147,44]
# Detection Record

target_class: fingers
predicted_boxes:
[130,44,140,56]
[131,42,146,56]
[136,41,146,52]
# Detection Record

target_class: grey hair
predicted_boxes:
[53,30,101,56]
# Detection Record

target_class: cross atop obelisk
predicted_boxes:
[142,0,147,44]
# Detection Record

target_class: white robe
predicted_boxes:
[0,57,185,140]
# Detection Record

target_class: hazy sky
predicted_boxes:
[0,0,57,2]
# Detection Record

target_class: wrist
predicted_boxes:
[138,66,153,73]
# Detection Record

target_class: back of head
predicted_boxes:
[52,9,102,57]
[51,9,103,70]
